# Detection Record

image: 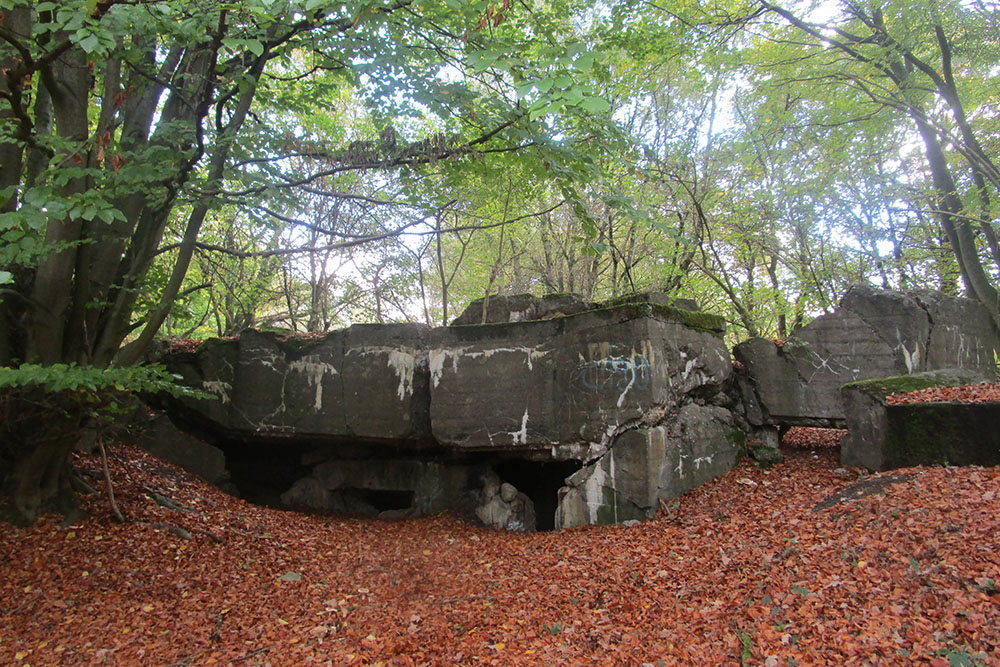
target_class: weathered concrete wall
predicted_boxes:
[734,286,998,427]
[159,286,998,528]
[166,325,432,444]
[162,297,740,528]
[429,304,732,458]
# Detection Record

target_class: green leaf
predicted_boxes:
[515,82,534,98]
[578,96,611,114]
[245,39,264,57]
[78,33,100,54]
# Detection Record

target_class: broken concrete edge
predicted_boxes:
[841,368,991,403]
[446,301,725,337]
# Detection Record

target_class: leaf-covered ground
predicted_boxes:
[3,429,999,666]
[887,383,1000,406]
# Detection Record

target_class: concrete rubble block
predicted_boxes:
[280,476,329,509]
[735,286,1000,428]
[295,457,469,516]
[733,334,863,425]
[431,303,730,455]
[554,404,743,528]
[554,307,732,447]
[840,368,994,471]
[475,472,536,531]
[342,323,433,442]
[429,319,561,451]
[596,292,700,313]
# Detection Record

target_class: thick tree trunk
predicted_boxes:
[0,7,30,213]
[3,393,83,524]
[912,112,1000,330]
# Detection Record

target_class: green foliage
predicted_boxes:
[0,363,212,402]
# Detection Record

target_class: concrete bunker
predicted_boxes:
[150,286,999,530]
[157,293,744,530]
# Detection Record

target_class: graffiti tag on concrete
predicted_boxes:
[576,355,650,392]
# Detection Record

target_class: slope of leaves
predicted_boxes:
[2,434,999,666]
[886,384,1000,406]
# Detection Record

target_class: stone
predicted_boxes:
[280,476,328,509]
[748,442,784,468]
[474,474,536,531]
[500,482,518,503]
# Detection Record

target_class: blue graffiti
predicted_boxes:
[576,355,650,392]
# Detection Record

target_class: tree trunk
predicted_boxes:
[912,111,1000,329]
[3,393,84,524]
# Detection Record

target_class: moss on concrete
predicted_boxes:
[595,302,725,335]
[883,403,1000,469]
[842,369,983,401]
[447,300,726,335]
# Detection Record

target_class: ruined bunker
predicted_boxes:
[155,287,999,530]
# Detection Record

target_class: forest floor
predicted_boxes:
[2,428,999,666]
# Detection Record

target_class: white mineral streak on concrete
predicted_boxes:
[289,355,339,411]
[582,462,607,524]
[508,408,529,446]
[346,345,419,386]
[428,348,449,388]
[609,450,618,523]
[385,350,416,400]
[201,380,232,404]
[901,344,919,373]
[429,346,547,388]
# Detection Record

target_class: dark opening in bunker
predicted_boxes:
[222,440,310,507]
[495,459,581,531]
[365,489,415,513]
